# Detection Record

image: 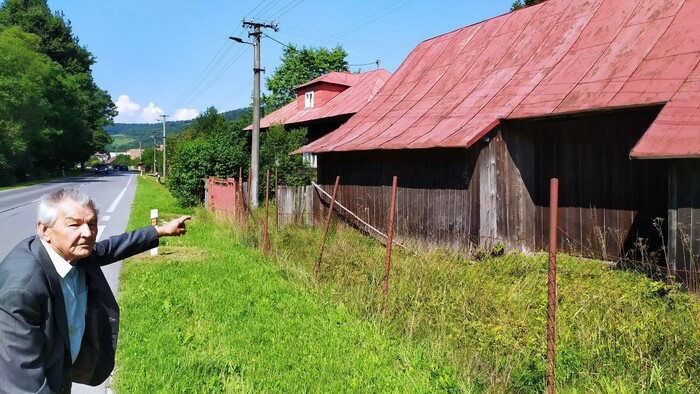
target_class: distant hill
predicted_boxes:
[105,108,249,151]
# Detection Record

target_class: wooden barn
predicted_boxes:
[294,0,700,286]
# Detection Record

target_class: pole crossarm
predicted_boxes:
[242,20,279,33]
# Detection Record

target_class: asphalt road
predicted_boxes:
[0,170,140,393]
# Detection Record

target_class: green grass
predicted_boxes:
[0,168,89,191]
[108,133,137,150]
[115,177,700,393]
[114,177,449,393]
[271,224,700,393]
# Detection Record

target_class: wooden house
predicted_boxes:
[246,69,391,167]
[294,0,700,286]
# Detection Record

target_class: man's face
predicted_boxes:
[38,199,98,263]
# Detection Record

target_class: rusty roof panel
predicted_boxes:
[463,31,519,82]
[628,0,683,26]
[560,0,605,21]
[251,69,390,131]
[294,0,700,158]
[558,80,625,111]
[582,19,671,84]
[497,14,559,70]
[536,0,573,19]
[571,0,627,51]
[545,45,607,85]
[610,52,699,106]
[441,119,500,147]
[647,1,700,59]
[519,13,591,74]
[630,0,700,157]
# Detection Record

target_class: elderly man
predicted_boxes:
[0,187,191,393]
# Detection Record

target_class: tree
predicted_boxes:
[0,0,115,178]
[178,106,232,141]
[511,0,545,11]
[141,146,161,174]
[112,154,135,167]
[260,123,312,188]
[0,26,52,184]
[168,107,250,206]
[262,45,348,113]
[167,140,214,206]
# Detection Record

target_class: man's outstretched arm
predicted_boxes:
[156,215,192,237]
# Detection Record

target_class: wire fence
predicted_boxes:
[204,175,700,293]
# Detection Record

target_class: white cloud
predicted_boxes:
[172,108,199,121]
[114,95,188,124]
[142,102,165,121]
[115,95,141,121]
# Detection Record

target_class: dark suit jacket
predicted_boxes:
[0,227,159,393]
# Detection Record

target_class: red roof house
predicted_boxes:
[246,69,391,143]
[295,0,700,288]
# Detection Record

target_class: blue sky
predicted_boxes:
[46,0,515,124]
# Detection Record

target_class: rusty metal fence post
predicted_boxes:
[314,176,341,279]
[232,177,238,220]
[547,178,559,394]
[275,168,278,230]
[263,169,270,255]
[238,167,244,224]
[381,176,398,320]
[248,167,252,209]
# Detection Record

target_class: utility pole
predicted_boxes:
[160,114,169,181]
[237,19,278,208]
[152,133,156,174]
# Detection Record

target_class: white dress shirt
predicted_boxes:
[40,239,87,363]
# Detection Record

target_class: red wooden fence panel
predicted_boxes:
[207,176,237,220]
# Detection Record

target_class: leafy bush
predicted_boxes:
[167,140,212,206]
[167,107,249,207]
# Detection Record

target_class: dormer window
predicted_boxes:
[304,91,314,109]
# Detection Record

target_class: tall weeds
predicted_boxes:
[234,214,700,393]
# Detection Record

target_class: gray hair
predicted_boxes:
[37,187,98,227]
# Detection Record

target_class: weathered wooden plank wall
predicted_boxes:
[504,106,668,260]
[316,148,481,251]
[669,159,700,289]
[480,130,537,252]
[277,185,314,227]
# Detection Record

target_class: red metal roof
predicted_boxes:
[295,0,700,159]
[246,69,391,131]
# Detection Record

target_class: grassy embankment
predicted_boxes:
[115,176,700,393]
[0,168,88,191]
[115,177,445,393]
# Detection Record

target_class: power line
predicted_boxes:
[267,0,304,20]
[170,43,239,110]
[248,0,282,20]
[318,0,416,47]
[182,48,249,108]
[263,33,294,50]
[171,0,409,114]
[244,0,278,20]
[348,60,381,68]
[168,1,294,113]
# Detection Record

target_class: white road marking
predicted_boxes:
[102,215,111,221]
[106,175,133,213]
[97,225,106,241]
